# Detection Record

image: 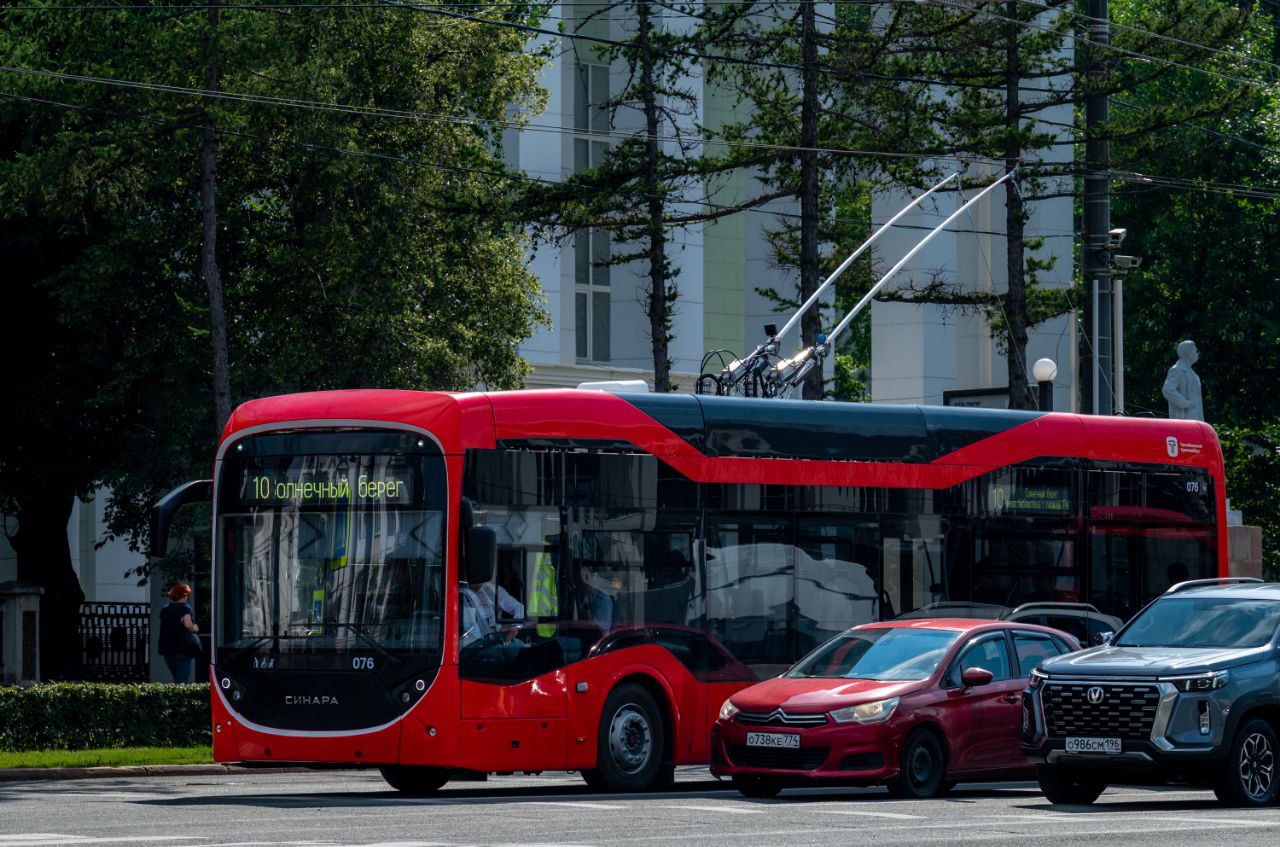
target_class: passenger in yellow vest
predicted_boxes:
[529,550,558,638]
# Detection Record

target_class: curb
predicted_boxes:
[0,764,329,783]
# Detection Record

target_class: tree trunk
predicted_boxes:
[1004,1,1033,410]
[202,1,232,431]
[638,0,672,393]
[10,490,85,680]
[799,0,822,400]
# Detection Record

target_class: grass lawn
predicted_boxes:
[0,746,214,769]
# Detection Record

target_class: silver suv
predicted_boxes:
[1023,578,1280,807]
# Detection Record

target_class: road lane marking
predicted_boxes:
[0,838,204,846]
[1130,815,1277,828]
[517,801,628,810]
[50,793,167,800]
[653,803,765,814]
[815,810,922,819]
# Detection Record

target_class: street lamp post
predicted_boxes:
[1033,358,1058,412]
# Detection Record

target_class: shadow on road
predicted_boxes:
[138,779,737,809]
[136,779,1041,810]
[1016,796,1231,815]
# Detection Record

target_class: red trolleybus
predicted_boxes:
[152,388,1227,793]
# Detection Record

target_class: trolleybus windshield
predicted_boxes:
[216,433,445,662]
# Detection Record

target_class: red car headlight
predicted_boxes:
[829,696,900,725]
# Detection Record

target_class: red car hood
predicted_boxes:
[730,677,923,713]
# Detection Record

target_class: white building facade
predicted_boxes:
[0,496,146,603]
[517,9,1077,405]
[514,8,804,390]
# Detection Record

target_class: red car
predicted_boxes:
[711,619,1079,798]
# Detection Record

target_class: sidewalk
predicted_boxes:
[0,763,337,782]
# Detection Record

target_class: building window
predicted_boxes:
[574,63,610,135]
[573,62,611,363]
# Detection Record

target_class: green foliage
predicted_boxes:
[1110,0,1280,571]
[0,684,211,752]
[0,2,552,556]
[1218,425,1280,577]
[0,746,213,769]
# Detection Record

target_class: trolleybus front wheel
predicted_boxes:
[379,765,449,795]
[584,683,666,792]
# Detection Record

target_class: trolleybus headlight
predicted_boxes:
[1028,668,1048,690]
[718,699,740,721]
[829,697,899,725]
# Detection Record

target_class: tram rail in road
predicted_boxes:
[3,769,1280,846]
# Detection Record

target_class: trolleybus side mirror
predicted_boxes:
[465,526,497,585]
[149,479,213,560]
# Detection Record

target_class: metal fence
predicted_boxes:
[70,602,150,682]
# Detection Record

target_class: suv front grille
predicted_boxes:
[1044,682,1160,740]
[735,709,828,728]
[727,744,829,770]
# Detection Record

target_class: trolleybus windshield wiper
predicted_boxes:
[325,622,404,666]
[219,634,280,666]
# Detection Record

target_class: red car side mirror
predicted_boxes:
[961,667,994,688]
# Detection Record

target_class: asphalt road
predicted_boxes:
[3,768,1280,846]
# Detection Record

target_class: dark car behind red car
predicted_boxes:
[711,619,1079,797]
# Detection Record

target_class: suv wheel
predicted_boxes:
[887,729,947,798]
[1215,718,1279,807]
[1036,765,1105,805]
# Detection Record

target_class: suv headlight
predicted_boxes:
[718,699,740,721]
[1028,668,1048,690]
[1166,670,1230,692]
[829,697,900,725]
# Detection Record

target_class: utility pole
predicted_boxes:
[798,0,822,400]
[1082,0,1113,415]
[201,0,231,431]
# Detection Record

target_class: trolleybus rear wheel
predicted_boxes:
[379,765,449,795]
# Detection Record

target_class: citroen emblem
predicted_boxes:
[1087,686,1105,705]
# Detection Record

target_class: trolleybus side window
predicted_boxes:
[704,517,792,676]
[794,518,882,655]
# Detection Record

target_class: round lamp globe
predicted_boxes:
[1032,357,1058,384]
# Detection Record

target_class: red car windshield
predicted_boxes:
[787,627,961,681]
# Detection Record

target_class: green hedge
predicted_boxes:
[0,683,211,752]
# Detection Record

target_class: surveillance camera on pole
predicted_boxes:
[1112,254,1142,271]
[1108,228,1127,249]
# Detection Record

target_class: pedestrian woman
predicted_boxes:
[158,582,201,683]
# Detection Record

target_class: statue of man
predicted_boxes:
[1162,340,1204,421]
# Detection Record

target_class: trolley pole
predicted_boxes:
[1082,0,1113,416]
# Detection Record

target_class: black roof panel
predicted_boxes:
[622,393,1041,463]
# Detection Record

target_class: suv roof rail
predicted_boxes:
[1165,577,1265,595]
[1007,602,1102,615]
